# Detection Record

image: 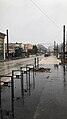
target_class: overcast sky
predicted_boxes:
[0,0,67,47]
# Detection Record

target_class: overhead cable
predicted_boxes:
[30,0,61,30]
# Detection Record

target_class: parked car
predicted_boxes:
[44,53,50,57]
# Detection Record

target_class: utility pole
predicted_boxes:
[63,25,65,64]
[66,34,67,63]
[54,41,56,56]
[6,29,9,60]
[56,43,58,58]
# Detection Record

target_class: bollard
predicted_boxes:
[37,57,39,68]
[34,58,36,68]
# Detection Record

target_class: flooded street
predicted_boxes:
[0,57,36,77]
[0,56,67,119]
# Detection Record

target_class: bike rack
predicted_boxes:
[0,75,14,118]
[0,64,35,119]
[12,70,24,98]
[20,64,35,92]
[20,66,31,92]
[26,64,35,90]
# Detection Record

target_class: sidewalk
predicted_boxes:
[40,56,61,64]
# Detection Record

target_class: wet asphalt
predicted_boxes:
[0,58,67,119]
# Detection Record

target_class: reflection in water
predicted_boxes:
[63,65,65,82]
[0,108,3,119]
[0,62,4,69]
[0,77,3,119]
[63,65,66,89]
[33,77,35,89]
[54,64,59,70]
[0,69,35,119]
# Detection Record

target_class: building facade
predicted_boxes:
[24,44,33,52]
[0,32,6,61]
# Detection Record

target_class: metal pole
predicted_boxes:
[0,77,2,119]
[0,77,1,108]
[29,68,30,93]
[33,65,34,80]
[21,72,24,96]
[63,65,65,83]
[66,35,67,63]
[37,57,39,68]
[0,77,3,119]
[57,43,58,58]
[11,72,14,116]
[26,66,28,90]
[6,29,9,60]
[54,41,56,56]
[34,58,36,68]
[33,65,35,89]
[63,25,65,63]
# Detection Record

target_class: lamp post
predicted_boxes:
[6,29,9,60]
[63,25,65,64]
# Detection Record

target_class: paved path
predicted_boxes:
[40,56,61,64]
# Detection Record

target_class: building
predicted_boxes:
[0,32,6,61]
[5,42,24,58]
[5,43,24,53]
[24,44,33,52]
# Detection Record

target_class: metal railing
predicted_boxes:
[0,63,35,119]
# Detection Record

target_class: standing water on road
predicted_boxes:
[0,56,67,119]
